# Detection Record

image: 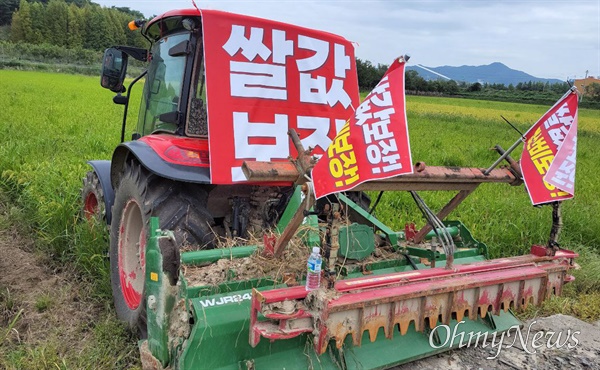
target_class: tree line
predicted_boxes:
[2,0,598,106]
[5,0,146,50]
[357,58,600,105]
[358,58,570,94]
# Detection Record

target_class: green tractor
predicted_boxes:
[84,8,578,369]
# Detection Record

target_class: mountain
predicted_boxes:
[406,62,563,85]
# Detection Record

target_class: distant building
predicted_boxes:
[574,77,600,95]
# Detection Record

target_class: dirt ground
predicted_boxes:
[1,197,599,370]
[0,200,102,364]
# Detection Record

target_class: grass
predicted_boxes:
[0,70,142,295]
[0,70,599,367]
[370,95,600,258]
[34,294,53,312]
[0,70,142,369]
[1,317,140,370]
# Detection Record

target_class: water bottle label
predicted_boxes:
[307,261,316,272]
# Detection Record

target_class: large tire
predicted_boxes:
[109,160,215,334]
[81,171,105,222]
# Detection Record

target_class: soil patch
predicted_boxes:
[0,198,101,359]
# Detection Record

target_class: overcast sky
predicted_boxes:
[94,0,599,81]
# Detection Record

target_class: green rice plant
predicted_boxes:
[0,70,599,322]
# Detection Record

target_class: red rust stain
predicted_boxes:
[478,290,491,305]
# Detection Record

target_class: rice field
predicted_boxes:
[2,68,600,266]
[0,70,599,369]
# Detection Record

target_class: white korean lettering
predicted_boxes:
[299,75,351,108]
[558,112,574,127]
[550,142,577,190]
[230,61,287,100]
[555,103,570,121]
[272,29,294,64]
[299,73,327,104]
[544,114,559,129]
[298,116,332,151]
[327,79,352,108]
[367,76,389,96]
[370,85,392,108]
[354,100,373,126]
[367,144,381,165]
[335,119,347,134]
[296,35,329,71]
[379,138,398,155]
[547,126,569,147]
[374,107,395,122]
[334,43,351,78]
[362,119,394,144]
[223,25,271,61]
[367,139,402,174]
[381,154,402,172]
[233,112,289,161]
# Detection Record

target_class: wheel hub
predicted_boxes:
[118,199,146,310]
[83,192,98,220]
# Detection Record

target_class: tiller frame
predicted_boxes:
[243,132,577,356]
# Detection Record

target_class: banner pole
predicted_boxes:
[483,87,577,176]
[483,137,523,175]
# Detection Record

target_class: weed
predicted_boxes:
[0,309,23,346]
[34,294,53,312]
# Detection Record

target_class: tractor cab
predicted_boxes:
[101,9,206,140]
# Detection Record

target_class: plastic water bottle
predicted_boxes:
[305,247,322,291]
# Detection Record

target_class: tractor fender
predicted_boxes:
[86,160,116,225]
[110,140,211,190]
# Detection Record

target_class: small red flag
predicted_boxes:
[312,58,413,199]
[520,89,578,205]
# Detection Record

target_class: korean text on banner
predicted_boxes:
[201,10,359,184]
[520,89,578,205]
[312,58,413,199]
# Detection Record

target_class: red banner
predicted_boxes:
[311,58,413,199]
[200,9,359,184]
[520,89,578,205]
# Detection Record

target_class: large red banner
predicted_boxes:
[520,89,578,205]
[201,9,359,184]
[311,58,413,199]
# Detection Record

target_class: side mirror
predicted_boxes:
[101,48,128,93]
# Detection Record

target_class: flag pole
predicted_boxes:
[483,87,578,176]
[482,137,523,175]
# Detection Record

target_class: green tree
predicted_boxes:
[9,5,25,41]
[82,5,112,49]
[468,82,482,92]
[584,82,600,102]
[10,0,32,42]
[356,58,376,91]
[404,70,427,92]
[0,0,20,26]
[106,8,126,45]
[442,80,459,95]
[66,3,82,48]
[27,0,45,43]
[45,0,69,46]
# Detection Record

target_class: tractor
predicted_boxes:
[84,8,578,369]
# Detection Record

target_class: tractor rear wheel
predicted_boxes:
[109,160,215,334]
[81,171,105,222]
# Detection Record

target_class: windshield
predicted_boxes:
[137,32,190,136]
